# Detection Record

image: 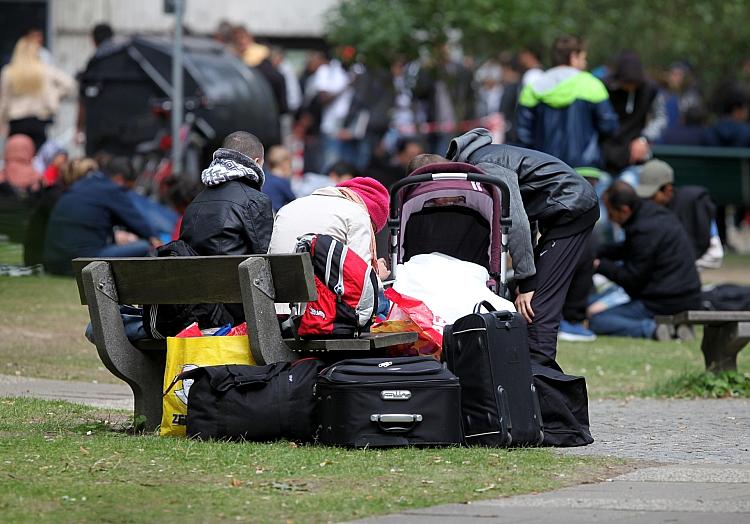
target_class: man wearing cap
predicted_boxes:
[637,159,723,269]
[590,180,701,339]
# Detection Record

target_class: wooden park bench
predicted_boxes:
[73,255,416,431]
[655,311,750,372]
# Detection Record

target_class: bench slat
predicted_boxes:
[131,332,418,353]
[73,254,315,305]
[284,332,418,352]
[656,310,750,325]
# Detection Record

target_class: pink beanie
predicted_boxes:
[337,177,390,232]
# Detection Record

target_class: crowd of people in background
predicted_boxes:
[2,21,750,342]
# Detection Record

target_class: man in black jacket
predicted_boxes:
[180,131,273,256]
[448,128,599,366]
[590,181,701,339]
[636,159,721,268]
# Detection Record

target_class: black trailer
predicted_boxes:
[79,35,280,159]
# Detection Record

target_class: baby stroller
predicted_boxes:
[388,162,512,296]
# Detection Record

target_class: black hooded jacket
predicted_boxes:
[448,128,599,291]
[597,199,701,315]
[180,148,273,256]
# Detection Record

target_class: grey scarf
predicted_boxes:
[200,148,265,188]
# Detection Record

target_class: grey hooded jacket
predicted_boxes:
[447,128,599,292]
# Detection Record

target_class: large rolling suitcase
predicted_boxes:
[444,301,543,446]
[314,356,463,447]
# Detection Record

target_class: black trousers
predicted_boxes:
[9,117,48,151]
[562,234,596,323]
[527,226,593,368]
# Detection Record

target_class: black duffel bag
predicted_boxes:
[179,359,324,441]
[531,363,594,447]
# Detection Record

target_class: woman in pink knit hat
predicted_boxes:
[268,176,390,280]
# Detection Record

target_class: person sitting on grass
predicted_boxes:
[590,181,702,340]
[43,156,160,275]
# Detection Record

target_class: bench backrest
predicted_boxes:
[73,254,315,305]
[651,145,750,207]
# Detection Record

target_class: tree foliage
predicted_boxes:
[327,0,750,88]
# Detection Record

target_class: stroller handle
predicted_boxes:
[387,171,512,297]
[388,172,511,228]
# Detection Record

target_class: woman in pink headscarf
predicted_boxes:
[0,134,41,194]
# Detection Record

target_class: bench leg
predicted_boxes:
[81,261,165,431]
[238,257,297,365]
[701,322,750,372]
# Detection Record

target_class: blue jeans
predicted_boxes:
[589,300,656,339]
[128,191,178,242]
[95,239,151,258]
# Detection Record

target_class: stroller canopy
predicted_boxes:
[392,163,503,275]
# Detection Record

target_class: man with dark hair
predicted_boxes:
[703,83,750,147]
[92,23,114,48]
[590,180,701,339]
[518,45,544,86]
[221,130,265,161]
[77,23,117,142]
[179,131,272,256]
[448,128,599,367]
[407,153,448,174]
[517,35,618,168]
[43,158,159,274]
[601,51,667,174]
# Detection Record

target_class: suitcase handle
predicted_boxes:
[473,301,497,314]
[370,413,423,433]
[473,302,514,321]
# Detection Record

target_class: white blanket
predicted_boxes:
[392,253,515,324]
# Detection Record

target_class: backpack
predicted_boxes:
[142,240,237,339]
[292,234,378,338]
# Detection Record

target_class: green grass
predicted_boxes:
[649,370,750,398]
[0,241,23,265]
[0,274,109,383]
[0,398,624,524]
[557,334,748,398]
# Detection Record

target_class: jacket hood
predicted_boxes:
[201,148,265,189]
[447,128,493,163]
[520,67,609,109]
[311,186,343,197]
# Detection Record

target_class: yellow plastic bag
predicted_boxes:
[161,335,255,437]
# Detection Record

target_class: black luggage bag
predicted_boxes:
[531,362,594,447]
[314,356,463,447]
[181,359,324,441]
[444,302,544,446]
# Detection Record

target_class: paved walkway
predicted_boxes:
[354,398,750,523]
[0,373,132,410]
[2,375,749,523]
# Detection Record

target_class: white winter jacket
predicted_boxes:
[268,186,373,266]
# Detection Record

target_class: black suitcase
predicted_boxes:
[314,356,463,447]
[444,301,544,447]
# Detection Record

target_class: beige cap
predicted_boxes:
[636,159,674,198]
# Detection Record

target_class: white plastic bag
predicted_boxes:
[392,253,515,325]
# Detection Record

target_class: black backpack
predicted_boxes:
[142,240,237,338]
